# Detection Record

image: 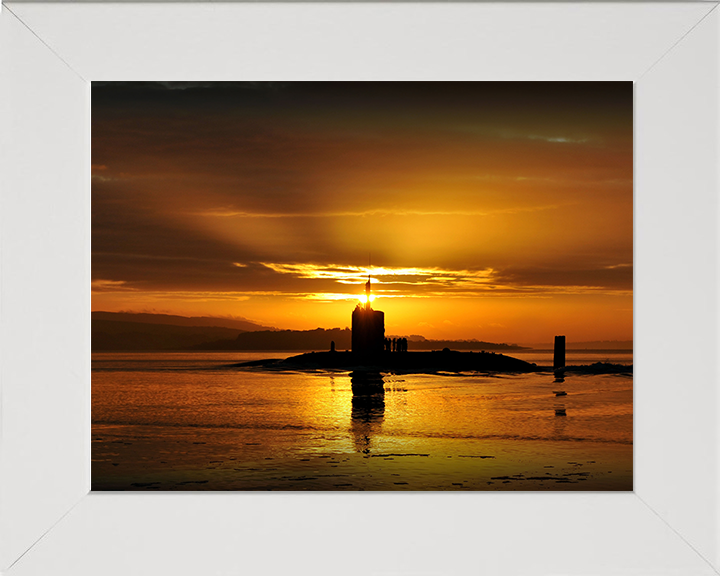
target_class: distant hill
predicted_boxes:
[523,340,633,350]
[92,311,273,332]
[194,330,526,352]
[91,312,535,352]
[92,320,245,351]
[194,328,352,351]
[402,339,527,351]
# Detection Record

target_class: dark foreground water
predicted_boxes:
[92,351,632,491]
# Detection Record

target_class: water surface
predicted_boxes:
[92,351,632,491]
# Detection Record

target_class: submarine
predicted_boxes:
[235,275,539,374]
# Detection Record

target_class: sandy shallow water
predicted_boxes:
[92,352,632,491]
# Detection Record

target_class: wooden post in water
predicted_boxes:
[553,335,566,370]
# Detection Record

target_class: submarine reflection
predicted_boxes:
[551,370,568,424]
[350,371,385,453]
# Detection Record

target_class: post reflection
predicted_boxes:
[350,371,385,453]
[551,370,568,429]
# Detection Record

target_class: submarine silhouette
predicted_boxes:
[237,275,538,374]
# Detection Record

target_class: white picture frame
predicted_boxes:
[1,2,718,575]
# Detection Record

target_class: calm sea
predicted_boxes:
[92,350,632,491]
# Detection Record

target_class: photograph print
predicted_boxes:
[92,81,633,491]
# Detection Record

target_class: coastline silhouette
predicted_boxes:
[232,276,629,376]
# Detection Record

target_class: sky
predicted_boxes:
[92,81,632,343]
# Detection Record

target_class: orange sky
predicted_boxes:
[92,82,632,344]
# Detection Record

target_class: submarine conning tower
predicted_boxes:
[351,275,385,354]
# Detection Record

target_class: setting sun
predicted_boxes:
[358,293,376,305]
